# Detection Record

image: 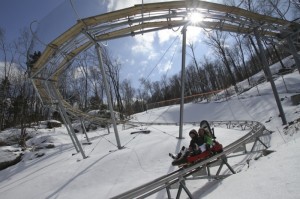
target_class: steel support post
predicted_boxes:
[179,25,187,139]
[176,183,183,199]
[57,106,79,152]
[30,78,44,106]
[58,103,86,158]
[207,165,211,177]
[95,43,122,149]
[80,119,91,143]
[250,137,268,152]
[254,28,287,125]
[61,110,86,158]
[256,137,268,149]
[48,82,87,159]
[250,137,258,153]
[243,143,247,153]
[216,155,236,175]
[43,81,79,153]
[107,125,111,134]
[286,35,300,73]
[224,161,236,174]
[179,180,193,199]
[216,162,224,176]
[166,186,172,199]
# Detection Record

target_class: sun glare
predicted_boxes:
[189,12,204,24]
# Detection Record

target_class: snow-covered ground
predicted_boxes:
[0,56,300,199]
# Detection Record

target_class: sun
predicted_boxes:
[188,11,204,24]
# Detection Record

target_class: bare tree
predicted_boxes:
[151,81,163,103]
[203,31,237,88]
[0,28,16,91]
[160,74,170,100]
[0,28,9,78]
[89,67,104,110]
[121,79,135,116]
[9,28,42,147]
[188,42,201,74]
[16,28,41,123]
[139,77,153,98]
[290,0,300,13]
[187,42,208,93]
[0,28,22,130]
[136,88,148,112]
[75,51,90,110]
[233,35,251,85]
[226,46,244,82]
[168,74,181,99]
[101,47,124,119]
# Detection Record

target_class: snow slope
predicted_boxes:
[0,56,300,199]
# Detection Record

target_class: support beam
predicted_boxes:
[216,155,236,175]
[254,28,287,125]
[49,83,86,159]
[166,186,172,199]
[176,184,183,199]
[250,137,269,152]
[179,25,187,139]
[43,80,80,154]
[179,180,193,199]
[80,119,91,144]
[286,36,300,73]
[57,105,79,153]
[223,161,236,174]
[95,43,122,149]
[256,137,269,149]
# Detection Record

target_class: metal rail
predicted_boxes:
[31,0,299,114]
[111,120,268,199]
[29,0,298,158]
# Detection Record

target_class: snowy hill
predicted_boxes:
[0,56,300,199]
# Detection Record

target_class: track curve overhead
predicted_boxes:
[30,0,299,124]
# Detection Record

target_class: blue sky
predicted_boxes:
[0,0,65,42]
[0,0,211,87]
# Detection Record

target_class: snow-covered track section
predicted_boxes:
[112,120,269,199]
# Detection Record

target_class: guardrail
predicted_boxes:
[112,120,269,199]
[146,89,224,110]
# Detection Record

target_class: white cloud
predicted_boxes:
[106,0,210,85]
[186,26,203,44]
[126,58,135,65]
[106,0,140,11]
[137,61,149,78]
[107,0,176,11]
[157,29,179,44]
[158,60,172,73]
[124,72,134,80]
[131,32,158,60]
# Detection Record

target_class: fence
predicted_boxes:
[146,89,224,110]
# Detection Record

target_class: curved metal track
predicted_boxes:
[30,0,299,125]
[111,120,269,199]
[27,1,295,197]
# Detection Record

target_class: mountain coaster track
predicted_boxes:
[29,0,295,186]
[112,120,269,199]
[31,0,299,124]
